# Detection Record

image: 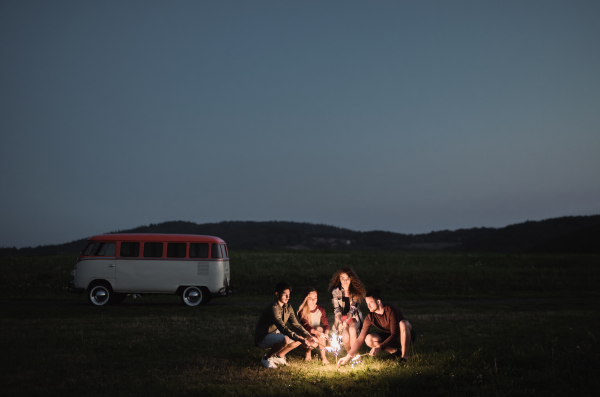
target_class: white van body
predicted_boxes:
[68,234,232,306]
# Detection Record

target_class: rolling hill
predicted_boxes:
[1,215,599,256]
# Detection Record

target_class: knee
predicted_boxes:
[342,333,350,343]
[316,326,324,333]
[366,334,380,348]
[400,320,411,332]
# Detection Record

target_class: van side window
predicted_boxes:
[167,243,186,258]
[94,243,116,257]
[83,242,95,256]
[221,244,228,258]
[211,243,223,258]
[144,242,163,258]
[120,242,140,257]
[189,243,209,258]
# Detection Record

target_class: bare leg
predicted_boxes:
[310,327,329,364]
[305,346,312,361]
[399,320,412,359]
[266,336,302,359]
[319,334,329,364]
[348,319,358,350]
[265,340,287,359]
[342,329,351,353]
[365,333,398,354]
[276,340,302,358]
[341,319,358,353]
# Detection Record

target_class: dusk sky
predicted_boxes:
[1,1,599,249]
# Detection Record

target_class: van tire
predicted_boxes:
[88,281,113,306]
[181,286,204,307]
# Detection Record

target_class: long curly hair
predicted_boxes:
[328,267,366,302]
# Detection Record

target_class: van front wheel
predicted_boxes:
[181,286,204,307]
[88,282,113,306]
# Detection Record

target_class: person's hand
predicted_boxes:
[369,347,381,356]
[339,322,348,332]
[305,337,317,348]
[314,330,322,338]
[337,354,351,368]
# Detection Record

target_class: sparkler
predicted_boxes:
[310,332,366,369]
[350,354,363,369]
[324,331,344,356]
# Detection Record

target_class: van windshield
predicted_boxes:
[93,243,116,257]
[82,242,95,256]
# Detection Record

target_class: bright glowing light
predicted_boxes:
[350,354,363,369]
[325,331,343,356]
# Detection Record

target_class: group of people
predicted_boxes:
[253,267,416,369]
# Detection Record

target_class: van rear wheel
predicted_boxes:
[88,282,113,306]
[181,286,204,306]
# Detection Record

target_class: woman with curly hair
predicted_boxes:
[328,267,366,353]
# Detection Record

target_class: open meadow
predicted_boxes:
[1,251,599,396]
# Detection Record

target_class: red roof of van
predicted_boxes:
[88,234,226,243]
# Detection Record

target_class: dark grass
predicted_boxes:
[1,251,599,396]
[1,300,598,396]
[1,251,599,301]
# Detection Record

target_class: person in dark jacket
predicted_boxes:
[254,282,317,369]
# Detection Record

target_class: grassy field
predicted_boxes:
[1,251,599,301]
[1,251,599,396]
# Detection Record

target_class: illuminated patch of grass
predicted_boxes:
[1,300,598,396]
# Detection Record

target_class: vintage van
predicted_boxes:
[68,234,232,306]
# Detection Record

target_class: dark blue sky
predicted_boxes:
[1,1,599,248]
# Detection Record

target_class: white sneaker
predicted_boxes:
[261,356,278,369]
[271,355,288,366]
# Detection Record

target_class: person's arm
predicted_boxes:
[331,290,343,328]
[288,307,312,339]
[271,305,303,342]
[377,308,400,351]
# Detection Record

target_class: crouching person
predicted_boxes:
[254,282,317,369]
[337,288,417,367]
[298,287,330,364]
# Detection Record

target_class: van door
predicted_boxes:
[85,242,116,286]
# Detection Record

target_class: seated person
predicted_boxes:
[297,287,330,364]
[337,288,416,367]
[254,282,317,368]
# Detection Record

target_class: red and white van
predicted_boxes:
[68,234,232,306]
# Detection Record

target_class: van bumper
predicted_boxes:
[212,279,233,297]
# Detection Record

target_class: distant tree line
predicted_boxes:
[1,215,599,257]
